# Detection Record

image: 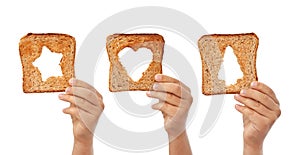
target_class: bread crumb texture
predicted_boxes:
[106,34,164,92]
[198,33,258,95]
[19,33,76,93]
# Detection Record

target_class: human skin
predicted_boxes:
[234,81,281,155]
[147,74,193,155]
[59,78,104,155]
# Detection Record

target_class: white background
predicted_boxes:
[1,0,299,154]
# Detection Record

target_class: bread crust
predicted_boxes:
[198,33,259,95]
[19,33,76,93]
[106,34,164,92]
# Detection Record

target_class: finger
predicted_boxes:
[63,106,79,119]
[235,104,276,126]
[152,102,178,117]
[234,94,277,119]
[60,94,93,114]
[239,88,278,111]
[235,104,264,120]
[235,104,246,115]
[69,78,103,99]
[59,94,99,115]
[152,82,192,100]
[63,106,95,124]
[250,81,279,105]
[155,74,191,93]
[147,91,187,107]
[65,86,104,109]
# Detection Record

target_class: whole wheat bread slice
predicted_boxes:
[106,34,164,92]
[198,33,259,95]
[19,33,76,93]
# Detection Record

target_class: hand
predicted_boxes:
[146,74,193,138]
[59,78,104,155]
[234,81,281,155]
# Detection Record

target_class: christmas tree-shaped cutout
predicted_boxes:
[218,46,243,86]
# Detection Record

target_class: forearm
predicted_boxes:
[168,131,192,155]
[72,140,93,155]
[243,143,263,155]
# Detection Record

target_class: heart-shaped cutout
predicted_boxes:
[118,47,153,82]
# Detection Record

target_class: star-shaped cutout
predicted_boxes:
[33,46,63,81]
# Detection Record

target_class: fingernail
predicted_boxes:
[58,94,63,99]
[235,104,241,110]
[69,78,75,85]
[251,81,257,87]
[234,94,240,98]
[151,104,156,109]
[146,91,151,96]
[240,89,246,95]
[65,87,70,93]
[62,108,67,114]
[153,83,158,90]
[155,74,162,81]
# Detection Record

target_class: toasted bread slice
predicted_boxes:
[198,33,259,95]
[19,33,76,93]
[106,34,164,92]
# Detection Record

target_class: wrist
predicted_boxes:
[73,140,93,155]
[168,131,192,155]
[243,143,263,155]
[74,139,93,147]
[167,130,187,142]
[166,125,186,138]
[74,132,94,145]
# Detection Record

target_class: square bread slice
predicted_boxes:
[19,33,76,93]
[106,34,165,92]
[198,33,259,95]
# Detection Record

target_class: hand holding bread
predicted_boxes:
[20,31,275,155]
[146,74,193,137]
[58,78,104,155]
[234,82,281,154]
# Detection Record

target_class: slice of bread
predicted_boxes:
[106,34,164,92]
[19,33,76,93]
[198,33,259,95]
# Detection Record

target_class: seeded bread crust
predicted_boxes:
[198,33,259,95]
[19,33,76,93]
[106,34,164,92]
